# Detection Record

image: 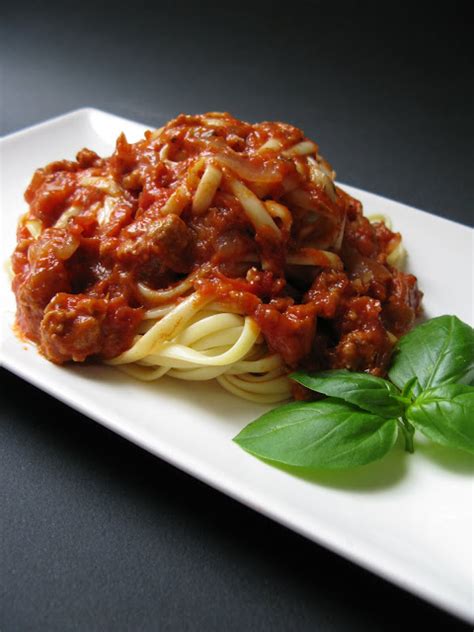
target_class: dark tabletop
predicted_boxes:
[1,1,472,630]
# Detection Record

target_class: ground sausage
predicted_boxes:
[117,212,193,273]
[40,293,142,363]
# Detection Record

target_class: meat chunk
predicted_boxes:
[27,171,77,225]
[76,148,102,169]
[383,270,423,336]
[40,294,107,362]
[330,296,392,375]
[331,327,392,375]
[304,270,353,319]
[40,293,142,363]
[117,213,193,273]
[254,302,317,367]
[13,228,77,340]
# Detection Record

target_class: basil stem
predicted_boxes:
[398,416,415,453]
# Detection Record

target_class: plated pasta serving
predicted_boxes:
[11,112,422,403]
[5,108,474,621]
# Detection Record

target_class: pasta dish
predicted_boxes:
[11,112,422,402]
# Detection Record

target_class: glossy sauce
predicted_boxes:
[11,113,422,383]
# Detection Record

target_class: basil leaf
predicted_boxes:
[291,369,405,418]
[400,376,419,400]
[233,399,398,469]
[388,315,474,396]
[406,384,474,454]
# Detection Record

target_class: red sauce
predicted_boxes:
[11,112,422,383]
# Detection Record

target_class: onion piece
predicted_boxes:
[282,141,317,157]
[307,156,337,201]
[257,138,282,153]
[25,218,43,239]
[55,233,80,260]
[203,117,228,127]
[215,153,283,183]
[80,176,122,196]
[284,188,338,221]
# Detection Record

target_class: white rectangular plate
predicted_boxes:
[1,109,472,622]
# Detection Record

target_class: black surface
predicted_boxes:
[1,1,472,630]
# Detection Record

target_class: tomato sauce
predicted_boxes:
[11,113,422,378]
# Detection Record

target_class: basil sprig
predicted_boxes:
[234,316,474,469]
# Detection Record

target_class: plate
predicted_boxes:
[1,108,472,622]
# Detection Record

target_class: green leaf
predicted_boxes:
[291,369,405,418]
[388,316,474,396]
[233,399,399,469]
[406,384,474,454]
[401,376,419,400]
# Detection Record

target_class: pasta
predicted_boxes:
[11,112,422,402]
